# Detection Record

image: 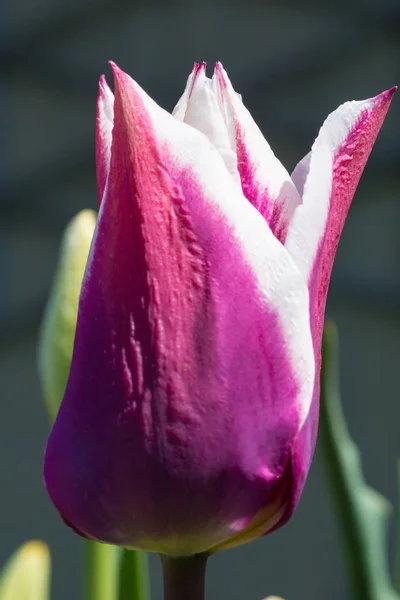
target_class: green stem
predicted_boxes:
[84,540,119,600]
[160,554,207,600]
[320,324,375,600]
[118,549,150,600]
[319,323,397,600]
[395,460,400,593]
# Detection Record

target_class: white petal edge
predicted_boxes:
[212,63,302,233]
[172,63,199,121]
[96,76,115,203]
[177,64,240,184]
[291,152,311,197]
[285,97,376,280]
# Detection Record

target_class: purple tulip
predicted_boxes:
[44,62,394,557]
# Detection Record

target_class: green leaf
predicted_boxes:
[118,548,150,600]
[38,210,124,600]
[38,209,96,422]
[0,541,50,600]
[395,460,400,593]
[319,322,399,600]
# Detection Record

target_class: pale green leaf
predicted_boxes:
[0,541,50,600]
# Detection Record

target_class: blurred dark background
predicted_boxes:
[1,0,399,598]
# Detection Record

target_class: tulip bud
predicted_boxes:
[38,210,96,422]
[0,541,50,600]
[44,62,394,558]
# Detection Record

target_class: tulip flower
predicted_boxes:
[44,61,394,565]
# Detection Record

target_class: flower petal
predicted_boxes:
[291,152,311,196]
[174,63,240,185]
[171,62,201,121]
[96,75,114,206]
[44,63,314,556]
[212,62,302,243]
[276,87,396,533]
[285,87,396,349]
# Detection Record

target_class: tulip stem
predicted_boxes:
[84,540,119,600]
[160,554,208,600]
